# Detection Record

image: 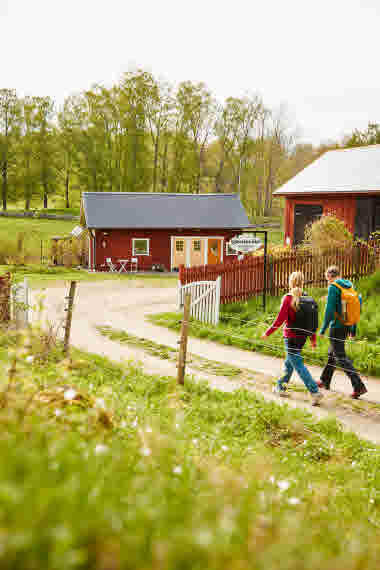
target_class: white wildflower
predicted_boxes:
[173,466,182,475]
[288,497,301,505]
[196,530,213,547]
[277,480,290,492]
[54,409,63,417]
[269,476,275,484]
[175,423,180,429]
[95,398,106,410]
[221,445,229,451]
[351,461,357,467]
[141,447,151,457]
[25,355,34,364]
[192,438,199,445]
[120,420,127,429]
[145,426,153,433]
[63,388,77,401]
[94,444,109,455]
[132,418,138,428]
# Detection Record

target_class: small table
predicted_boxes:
[118,259,129,273]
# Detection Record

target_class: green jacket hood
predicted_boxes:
[333,278,353,289]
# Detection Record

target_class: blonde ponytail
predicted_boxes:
[289,271,304,310]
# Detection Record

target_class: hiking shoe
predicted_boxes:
[350,386,368,399]
[317,380,329,390]
[272,382,287,397]
[311,392,323,406]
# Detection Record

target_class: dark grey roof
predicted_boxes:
[274,145,380,196]
[82,192,250,229]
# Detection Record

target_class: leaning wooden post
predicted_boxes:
[177,293,191,385]
[63,281,77,356]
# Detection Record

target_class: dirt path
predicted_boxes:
[33,280,380,444]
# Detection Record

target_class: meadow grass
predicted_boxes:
[0,326,379,568]
[149,271,380,378]
[0,264,178,288]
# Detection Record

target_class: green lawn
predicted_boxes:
[0,327,380,568]
[0,264,178,288]
[150,271,380,378]
[0,217,78,264]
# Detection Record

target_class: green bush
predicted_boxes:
[304,214,354,252]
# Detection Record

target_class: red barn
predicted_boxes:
[274,145,380,245]
[81,192,251,271]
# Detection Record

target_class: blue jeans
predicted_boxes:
[279,338,318,394]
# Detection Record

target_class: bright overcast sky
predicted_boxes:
[2,0,380,145]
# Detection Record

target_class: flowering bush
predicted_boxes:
[304,215,353,253]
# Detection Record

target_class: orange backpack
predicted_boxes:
[332,282,361,326]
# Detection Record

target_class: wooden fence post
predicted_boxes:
[63,281,77,356]
[0,273,11,324]
[177,293,191,385]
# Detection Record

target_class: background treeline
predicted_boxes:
[1,70,379,218]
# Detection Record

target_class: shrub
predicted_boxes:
[304,215,353,253]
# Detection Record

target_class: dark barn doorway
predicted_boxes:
[355,197,380,239]
[294,204,323,245]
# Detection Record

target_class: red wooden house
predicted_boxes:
[81,192,251,271]
[274,145,380,245]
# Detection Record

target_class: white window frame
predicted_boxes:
[132,238,150,256]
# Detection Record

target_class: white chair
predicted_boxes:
[130,257,138,272]
[105,257,117,272]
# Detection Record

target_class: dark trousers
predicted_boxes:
[320,327,365,391]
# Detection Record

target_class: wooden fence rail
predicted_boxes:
[179,242,380,305]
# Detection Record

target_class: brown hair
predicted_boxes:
[325,265,340,279]
[289,271,304,310]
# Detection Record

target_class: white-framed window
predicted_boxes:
[132,238,150,256]
[176,240,184,252]
[226,240,237,255]
[193,240,201,252]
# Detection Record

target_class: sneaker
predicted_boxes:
[350,386,368,399]
[311,392,323,406]
[317,380,329,390]
[272,382,287,397]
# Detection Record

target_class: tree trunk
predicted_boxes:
[153,138,159,192]
[43,181,48,209]
[214,157,225,193]
[264,150,273,216]
[65,170,70,208]
[161,137,168,191]
[2,161,7,211]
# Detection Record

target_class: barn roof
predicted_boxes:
[274,144,380,196]
[82,192,250,229]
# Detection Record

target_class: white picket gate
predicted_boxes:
[11,278,30,328]
[178,276,221,325]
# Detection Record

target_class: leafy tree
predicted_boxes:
[345,122,380,147]
[0,88,20,210]
[33,96,57,208]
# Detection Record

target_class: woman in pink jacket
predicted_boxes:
[262,271,323,406]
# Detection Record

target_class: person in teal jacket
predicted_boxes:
[318,265,367,399]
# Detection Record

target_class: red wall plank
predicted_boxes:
[94,228,241,271]
[284,195,357,245]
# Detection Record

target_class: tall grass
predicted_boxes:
[0,328,379,568]
[150,271,380,377]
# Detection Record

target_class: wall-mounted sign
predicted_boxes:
[228,233,262,253]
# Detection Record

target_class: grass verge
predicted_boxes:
[150,271,380,378]
[1,326,380,568]
[0,265,178,287]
